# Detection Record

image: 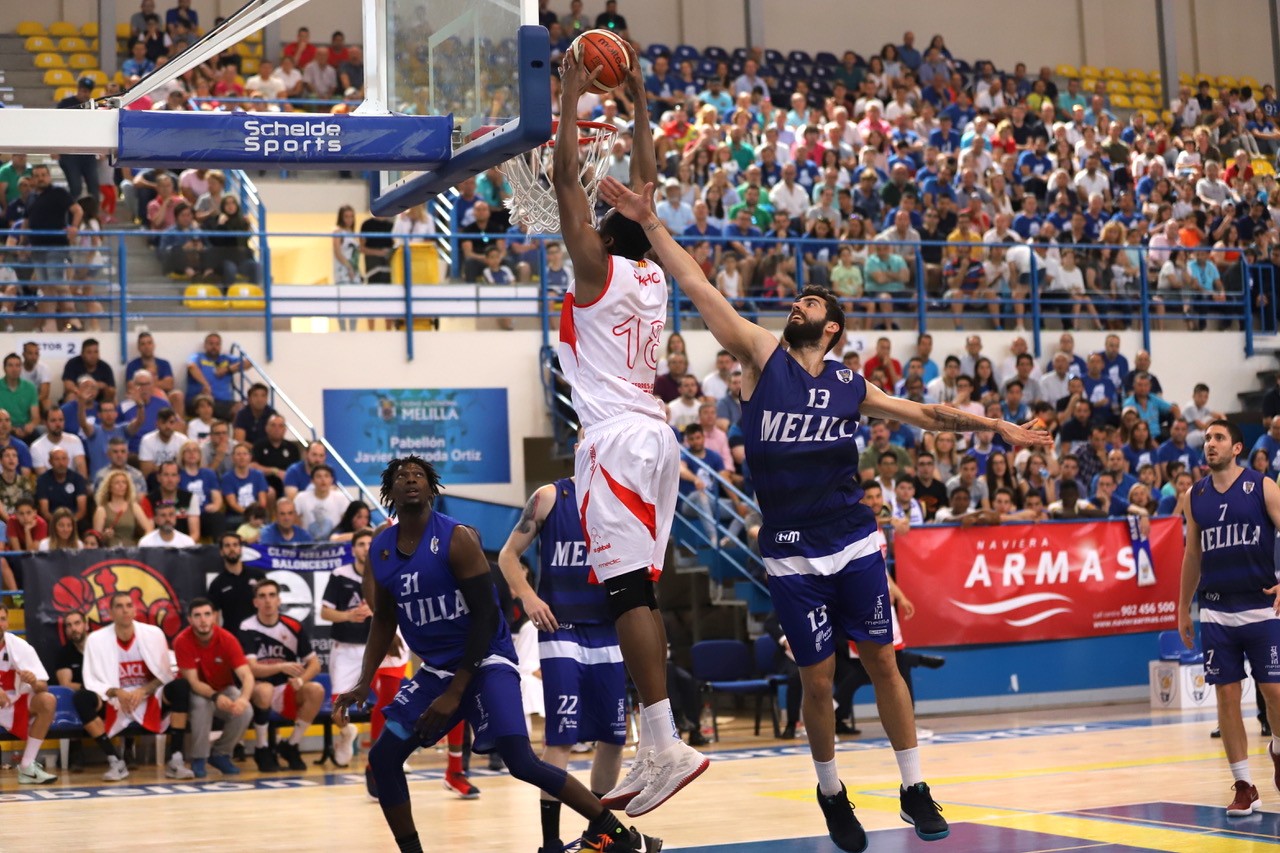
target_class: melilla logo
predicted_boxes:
[242,118,343,156]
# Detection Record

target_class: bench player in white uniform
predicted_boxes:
[553,45,708,816]
[596,174,1052,851]
[0,601,58,784]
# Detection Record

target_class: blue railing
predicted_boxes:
[0,228,1270,360]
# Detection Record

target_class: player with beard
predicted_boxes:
[597,175,1052,852]
[207,532,267,631]
[333,456,661,853]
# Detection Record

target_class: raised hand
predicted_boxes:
[996,419,1055,450]
[598,176,654,223]
[559,49,602,101]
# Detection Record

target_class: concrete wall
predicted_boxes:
[3,1,1274,84]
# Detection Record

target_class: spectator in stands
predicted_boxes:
[1157,418,1205,482]
[283,440,326,499]
[92,471,153,547]
[284,27,316,68]
[138,408,186,476]
[0,355,41,442]
[946,454,989,511]
[251,414,300,500]
[654,352,692,403]
[934,485,979,523]
[139,501,197,548]
[1123,372,1177,440]
[1181,383,1220,448]
[186,333,246,421]
[329,501,371,542]
[232,382,274,446]
[1157,471,1195,516]
[667,375,702,430]
[678,424,738,544]
[125,331,182,413]
[31,407,86,477]
[25,164,82,332]
[93,436,146,495]
[7,497,45,552]
[119,370,171,454]
[338,45,365,95]
[0,601,59,784]
[237,504,267,542]
[175,597,254,777]
[1091,471,1132,517]
[0,443,34,519]
[207,196,260,286]
[123,42,156,79]
[245,59,287,101]
[19,343,51,417]
[202,419,233,477]
[292,465,348,540]
[303,46,337,100]
[185,395,216,443]
[147,173,181,231]
[35,448,88,526]
[1047,479,1100,519]
[221,442,268,529]
[207,531,266,631]
[159,203,214,280]
[59,339,114,405]
[179,438,221,519]
[166,0,197,31]
[148,459,200,539]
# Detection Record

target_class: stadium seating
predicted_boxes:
[48,22,80,38]
[1056,63,1079,78]
[24,36,54,53]
[184,284,229,310]
[81,22,99,38]
[69,54,97,70]
[15,21,46,37]
[228,284,266,310]
[34,52,67,69]
[42,69,74,87]
[58,36,89,53]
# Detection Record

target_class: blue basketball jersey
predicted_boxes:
[371,511,517,673]
[742,347,871,537]
[538,478,609,625]
[1189,468,1279,614]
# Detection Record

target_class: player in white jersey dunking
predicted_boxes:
[553,46,708,817]
[1179,420,1280,816]
[598,175,1052,851]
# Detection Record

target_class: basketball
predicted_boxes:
[571,29,630,94]
[52,576,96,614]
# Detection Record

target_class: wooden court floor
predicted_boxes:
[4,702,1279,852]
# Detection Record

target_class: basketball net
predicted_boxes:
[501,120,618,233]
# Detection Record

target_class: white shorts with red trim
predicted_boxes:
[574,413,679,584]
[0,694,31,740]
[270,682,300,719]
[104,692,166,736]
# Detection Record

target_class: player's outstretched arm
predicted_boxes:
[621,42,657,189]
[497,483,560,631]
[334,564,399,725]
[553,51,609,300]
[860,381,1054,449]
[598,175,777,372]
[1177,490,1203,646]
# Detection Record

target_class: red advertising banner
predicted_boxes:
[894,517,1185,646]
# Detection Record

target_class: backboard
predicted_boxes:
[370,0,551,215]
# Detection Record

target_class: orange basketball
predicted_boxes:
[571,29,630,94]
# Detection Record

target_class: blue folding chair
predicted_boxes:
[674,44,700,64]
[703,46,729,62]
[814,51,840,68]
[691,639,780,740]
[788,50,813,66]
[645,42,671,60]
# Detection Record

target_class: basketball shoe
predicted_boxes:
[601,747,655,808]
[165,752,195,779]
[1228,780,1260,816]
[816,784,867,853]
[18,762,57,785]
[443,772,481,799]
[254,746,280,772]
[899,782,949,840]
[102,755,129,781]
[334,723,358,767]
[581,824,662,851]
[276,741,307,771]
[624,741,710,817]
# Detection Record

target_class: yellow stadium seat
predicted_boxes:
[42,68,74,87]
[90,39,99,50]
[1110,94,1133,109]
[227,284,265,310]
[58,36,88,52]
[1141,109,1159,124]
[1178,72,1193,85]
[241,58,259,76]
[245,30,263,44]
[81,22,98,38]
[116,22,132,39]
[1132,94,1157,109]
[1129,81,1153,96]
[1126,68,1149,82]
[91,87,105,99]
[1195,73,1213,85]
[24,36,54,53]
[79,69,107,87]
[48,21,78,38]
[1254,159,1276,177]
[1102,67,1124,81]
[1055,63,1079,78]
[1161,109,1174,124]
[1080,65,1102,80]
[1082,78,1099,94]
[34,52,66,69]
[1105,80,1129,94]
[68,53,96,70]
[52,86,76,102]
[113,70,125,85]
[1240,75,1260,89]
[16,21,46,37]
[184,284,229,311]
[1217,75,1237,88]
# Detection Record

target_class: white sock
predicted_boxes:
[1230,759,1252,784]
[895,747,923,787]
[21,738,42,767]
[254,724,269,748]
[634,703,651,751]
[640,700,681,753]
[287,725,306,746]
[814,758,841,796]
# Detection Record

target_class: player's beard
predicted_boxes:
[783,315,827,350]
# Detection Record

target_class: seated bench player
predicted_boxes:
[0,601,58,784]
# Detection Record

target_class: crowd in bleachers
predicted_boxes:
[0,330,368,590]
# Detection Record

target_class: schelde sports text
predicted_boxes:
[242,119,342,155]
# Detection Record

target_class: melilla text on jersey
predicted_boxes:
[1200,522,1264,553]
[759,410,856,444]
[398,590,470,627]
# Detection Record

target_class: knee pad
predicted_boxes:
[163,678,190,713]
[72,688,100,723]
[604,569,658,620]
[496,735,567,795]
[368,730,416,807]
[253,705,271,726]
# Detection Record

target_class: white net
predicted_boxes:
[501,120,618,233]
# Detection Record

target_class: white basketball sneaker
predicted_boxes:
[103,755,130,781]
[165,752,195,779]
[624,741,710,817]
[334,723,358,766]
[600,747,656,808]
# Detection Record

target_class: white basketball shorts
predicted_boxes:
[574,412,679,584]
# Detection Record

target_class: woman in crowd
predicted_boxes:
[1123,421,1159,475]
[984,451,1020,508]
[209,195,261,287]
[329,500,373,542]
[40,508,84,552]
[93,471,154,548]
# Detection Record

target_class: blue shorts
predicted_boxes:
[382,662,529,753]
[539,623,627,747]
[1201,616,1280,685]
[767,550,892,668]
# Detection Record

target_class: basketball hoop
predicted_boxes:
[501,120,618,233]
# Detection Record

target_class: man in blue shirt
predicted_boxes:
[1100,334,1130,390]
[1122,373,1176,440]
[1016,137,1053,200]
[1081,353,1120,424]
[118,371,173,454]
[187,332,247,421]
[898,31,921,71]
[643,54,682,121]
[698,77,733,119]
[1011,196,1043,241]
[258,497,314,545]
[677,424,736,544]
[121,42,155,78]
[1157,418,1206,481]
[927,115,961,155]
[1090,471,1131,517]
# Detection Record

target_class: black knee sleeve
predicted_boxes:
[368,730,417,807]
[163,678,190,713]
[604,569,658,620]
[495,735,567,795]
[73,688,101,723]
[253,705,270,726]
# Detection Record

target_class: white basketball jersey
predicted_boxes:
[558,255,668,429]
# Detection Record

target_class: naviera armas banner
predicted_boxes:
[894,517,1185,646]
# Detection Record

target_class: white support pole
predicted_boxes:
[354,0,388,115]
[0,110,120,155]
[98,0,118,78]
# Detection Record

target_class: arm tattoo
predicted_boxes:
[515,491,541,535]
[929,405,995,434]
